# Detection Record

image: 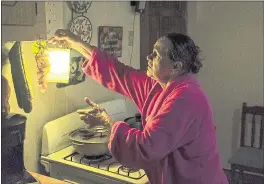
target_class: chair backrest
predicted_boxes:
[240,102,264,148]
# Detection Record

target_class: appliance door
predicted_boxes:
[50,162,126,184]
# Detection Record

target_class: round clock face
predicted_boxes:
[68,1,92,13]
[68,15,92,43]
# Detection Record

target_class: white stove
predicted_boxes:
[40,99,149,184]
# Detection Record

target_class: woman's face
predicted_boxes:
[146,37,174,82]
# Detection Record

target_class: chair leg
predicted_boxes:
[231,165,236,184]
[239,170,244,184]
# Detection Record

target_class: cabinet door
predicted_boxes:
[1,1,36,26]
[2,2,47,41]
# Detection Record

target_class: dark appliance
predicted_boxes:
[1,113,39,184]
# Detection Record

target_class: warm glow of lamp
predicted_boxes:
[47,48,70,83]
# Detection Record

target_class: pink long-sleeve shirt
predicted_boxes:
[82,48,229,184]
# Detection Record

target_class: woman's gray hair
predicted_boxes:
[165,33,203,74]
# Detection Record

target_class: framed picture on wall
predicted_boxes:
[98,26,123,57]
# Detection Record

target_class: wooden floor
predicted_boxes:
[224,170,264,184]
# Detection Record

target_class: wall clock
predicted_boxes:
[68,1,92,13]
[68,15,92,43]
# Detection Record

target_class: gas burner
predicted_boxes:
[119,166,139,173]
[64,152,112,165]
[63,152,146,180]
[83,154,107,163]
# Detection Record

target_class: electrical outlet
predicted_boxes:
[128,30,134,46]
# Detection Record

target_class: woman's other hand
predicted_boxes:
[48,29,81,49]
[48,29,95,59]
[77,97,114,129]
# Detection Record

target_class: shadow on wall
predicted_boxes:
[231,108,241,156]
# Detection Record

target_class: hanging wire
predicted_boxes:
[129,12,136,67]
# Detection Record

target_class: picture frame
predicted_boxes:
[98,26,123,57]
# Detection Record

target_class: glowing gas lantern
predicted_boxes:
[47,48,70,83]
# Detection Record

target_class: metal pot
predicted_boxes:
[69,126,110,156]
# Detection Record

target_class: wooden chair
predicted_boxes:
[228,102,264,184]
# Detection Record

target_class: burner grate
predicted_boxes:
[63,152,145,180]
[64,152,112,166]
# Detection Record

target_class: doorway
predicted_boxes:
[140,1,187,70]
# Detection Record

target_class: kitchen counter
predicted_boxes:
[29,171,64,184]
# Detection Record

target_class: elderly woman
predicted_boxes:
[49,30,229,184]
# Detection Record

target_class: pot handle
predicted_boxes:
[124,116,134,123]
[72,141,85,146]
